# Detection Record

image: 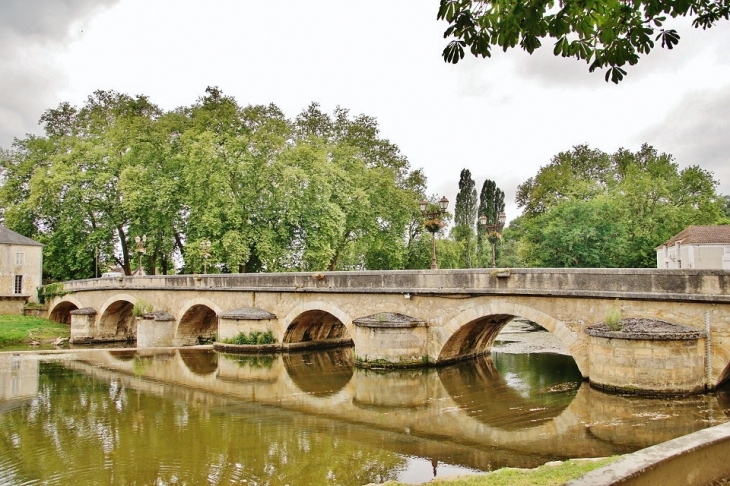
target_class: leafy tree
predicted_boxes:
[518,197,629,267]
[516,144,612,217]
[0,91,163,279]
[454,169,478,227]
[292,103,427,271]
[437,0,730,83]
[513,143,724,267]
[721,195,730,219]
[1,88,429,278]
[494,217,527,268]
[478,179,505,226]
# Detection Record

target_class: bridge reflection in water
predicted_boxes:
[1,348,729,485]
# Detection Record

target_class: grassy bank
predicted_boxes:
[0,315,69,347]
[381,457,620,486]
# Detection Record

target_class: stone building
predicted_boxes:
[656,225,730,269]
[0,225,43,312]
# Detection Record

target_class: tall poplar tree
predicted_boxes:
[477,179,505,267]
[478,179,505,226]
[453,169,478,267]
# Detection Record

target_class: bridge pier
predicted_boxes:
[218,308,278,343]
[586,322,708,394]
[353,313,429,368]
[137,312,176,348]
[69,307,97,343]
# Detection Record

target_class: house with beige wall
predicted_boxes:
[656,226,730,270]
[0,225,43,312]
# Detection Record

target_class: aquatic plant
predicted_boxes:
[605,299,623,331]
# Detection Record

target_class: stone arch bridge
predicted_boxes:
[48,269,730,390]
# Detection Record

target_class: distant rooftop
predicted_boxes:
[0,225,42,247]
[658,226,730,249]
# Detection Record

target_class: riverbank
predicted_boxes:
[369,457,620,486]
[0,315,69,348]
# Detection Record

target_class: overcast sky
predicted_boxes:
[2,0,729,221]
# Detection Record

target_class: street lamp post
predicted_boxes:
[478,212,506,268]
[201,240,211,274]
[134,235,147,275]
[419,197,449,270]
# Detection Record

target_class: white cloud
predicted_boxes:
[0,0,120,146]
[1,0,728,208]
[640,87,730,195]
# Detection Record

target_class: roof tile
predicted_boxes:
[659,226,730,248]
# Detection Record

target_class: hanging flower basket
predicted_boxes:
[424,218,444,233]
[487,231,502,244]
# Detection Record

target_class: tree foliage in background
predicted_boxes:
[0,88,427,280]
[437,0,730,83]
[0,91,166,279]
[513,143,725,267]
[452,168,478,267]
[721,195,730,219]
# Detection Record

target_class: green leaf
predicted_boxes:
[657,29,680,49]
[443,40,466,63]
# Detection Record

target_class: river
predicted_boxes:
[1,330,728,485]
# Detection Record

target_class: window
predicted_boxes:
[14,275,23,294]
[15,252,24,266]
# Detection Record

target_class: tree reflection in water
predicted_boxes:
[284,347,354,397]
[0,362,403,485]
[1,348,728,485]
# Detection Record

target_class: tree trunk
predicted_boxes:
[117,226,131,275]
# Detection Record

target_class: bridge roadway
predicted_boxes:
[60,348,729,471]
[48,268,730,388]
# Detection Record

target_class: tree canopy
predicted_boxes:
[508,143,725,268]
[437,0,730,83]
[0,88,428,280]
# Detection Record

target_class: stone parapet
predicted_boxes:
[567,421,730,486]
[59,269,730,303]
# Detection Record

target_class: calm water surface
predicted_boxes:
[1,346,728,485]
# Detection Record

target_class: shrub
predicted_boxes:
[38,283,67,303]
[132,300,153,317]
[223,330,275,345]
[198,333,217,345]
[605,299,623,331]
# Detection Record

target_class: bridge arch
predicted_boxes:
[437,354,581,430]
[281,301,353,345]
[717,362,730,389]
[176,348,218,376]
[98,293,139,340]
[175,298,221,346]
[284,348,354,397]
[435,302,588,377]
[48,296,84,323]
